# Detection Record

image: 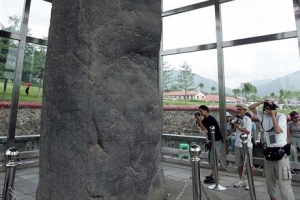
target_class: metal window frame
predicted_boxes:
[160,0,300,163]
[0,0,48,148]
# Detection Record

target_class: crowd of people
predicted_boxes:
[194,100,296,200]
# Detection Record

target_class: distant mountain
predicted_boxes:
[254,71,300,96]
[167,70,300,96]
[169,70,232,94]
[250,79,272,86]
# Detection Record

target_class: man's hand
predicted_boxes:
[263,106,275,116]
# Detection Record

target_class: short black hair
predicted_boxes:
[199,105,209,112]
[290,111,298,118]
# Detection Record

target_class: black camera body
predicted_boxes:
[232,114,243,124]
[263,101,277,111]
[195,112,201,117]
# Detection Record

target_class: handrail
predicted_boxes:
[0,150,39,161]
[161,133,300,182]
[162,134,206,143]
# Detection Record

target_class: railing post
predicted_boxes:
[208,126,226,190]
[240,133,257,200]
[2,147,19,200]
[189,144,202,200]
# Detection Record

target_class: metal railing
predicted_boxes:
[161,133,300,182]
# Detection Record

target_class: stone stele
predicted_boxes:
[36,1,164,199]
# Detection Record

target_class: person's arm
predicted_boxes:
[232,122,250,134]
[252,123,257,144]
[287,124,291,143]
[248,100,264,115]
[265,109,283,134]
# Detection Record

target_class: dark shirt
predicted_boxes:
[202,115,223,142]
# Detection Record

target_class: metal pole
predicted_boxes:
[6,0,31,149]
[208,126,226,190]
[2,147,20,200]
[189,144,202,200]
[240,133,256,200]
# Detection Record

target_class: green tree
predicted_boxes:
[270,92,275,98]
[232,88,241,97]
[211,86,216,94]
[0,16,21,100]
[162,62,174,92]
[293,91,300,102]
[279,89,285,98]
[198,83,204,92]
[0,15,47,98]
[241,82,257,102]
[177,62,195,103]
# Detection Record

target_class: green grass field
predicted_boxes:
[0,81,43,102]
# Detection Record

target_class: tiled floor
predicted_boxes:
[163,162,300,200]
[0,162,300,200]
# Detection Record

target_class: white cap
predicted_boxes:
[226,112,231,117]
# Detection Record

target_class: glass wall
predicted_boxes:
[0,38,19,101]
[0,0,51,148]
[0,0,25,34]
[221,0,296,41]
[163,6,216,50]
[161,0,300,165]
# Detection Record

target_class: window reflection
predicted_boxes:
[163,50,218,94]
[21,43,46,101]
[27,0,52,39]
[224,38,300,97]
[221,0,296,41]
[0,0,25,33]
[0,37,18,101]
[163,7,216,50]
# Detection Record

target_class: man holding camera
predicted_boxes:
[249,100,295,200]
[232,103,253,190]
[195,105,223,184]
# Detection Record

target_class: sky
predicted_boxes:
[0,0,51,39]
[1,0,300,91]
[162,0,300,90]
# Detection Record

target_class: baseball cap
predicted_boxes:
[236,103,248,110]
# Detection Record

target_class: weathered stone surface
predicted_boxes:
[36,1,163,200]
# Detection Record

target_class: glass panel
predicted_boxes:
[162,50,218,141]
[27,0,52,39]
[163,50,218,103]
[0,37,19,139]
[0,37,19,101]
[224,38,300,157]
[21,43,46,102]
[0,0,25,33]
[163,7,216,50]
[221,0,296,41]
[163,0,208,11]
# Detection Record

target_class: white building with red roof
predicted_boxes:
[163,91,205,100]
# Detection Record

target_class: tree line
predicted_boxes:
[163,62,300,106]
[0,15,47,99]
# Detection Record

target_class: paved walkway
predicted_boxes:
[164,162,300,200]
[0,162,300,200]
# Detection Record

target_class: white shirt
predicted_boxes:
[256,110,287,147]
[235,115,253,148]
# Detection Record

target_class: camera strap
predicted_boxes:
[261,115,274,132]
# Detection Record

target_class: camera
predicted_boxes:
[231,114,243,124]
[195,112,201,117]
[263,101,278,111]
